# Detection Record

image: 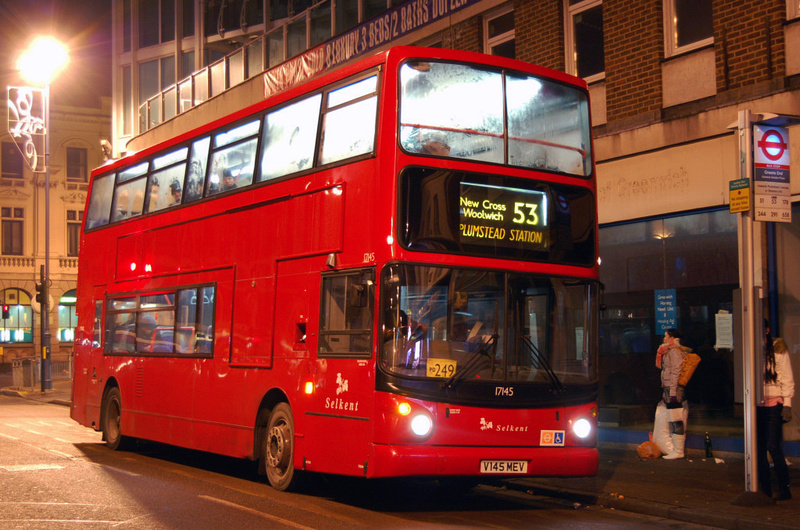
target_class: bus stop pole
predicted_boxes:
[735,109,759,492]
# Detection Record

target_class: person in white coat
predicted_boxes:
[660,328,690,459]
[757,333,795,500]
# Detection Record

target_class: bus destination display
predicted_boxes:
[459,182,549,251]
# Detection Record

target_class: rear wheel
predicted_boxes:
[102,387,129,450]
[264,403,297,491]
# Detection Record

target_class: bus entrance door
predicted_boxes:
[71,287,106,429]
[302,267,374,477]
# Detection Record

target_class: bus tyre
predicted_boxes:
[264,403,296,491]
[102,387,129,451]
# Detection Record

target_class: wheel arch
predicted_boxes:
[254,388,290,464]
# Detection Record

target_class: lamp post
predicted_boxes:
[17,37,68,392]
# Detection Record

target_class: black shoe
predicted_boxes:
[774,490,792,501]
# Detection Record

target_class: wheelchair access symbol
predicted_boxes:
[540,430,565,446]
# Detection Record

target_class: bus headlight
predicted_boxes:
[572,418,592,439]
[410,413,433,437]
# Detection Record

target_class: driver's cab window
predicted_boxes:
[319,269,374,356]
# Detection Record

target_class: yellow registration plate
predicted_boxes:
[480,460,529,474]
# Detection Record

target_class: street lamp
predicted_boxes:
[17,36,68,392]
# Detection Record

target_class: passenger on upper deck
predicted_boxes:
[148,177,161,211]
[222,168,237,191]
[169,180,182,206]
[184,158,204,201]
[419,130,451,156]
[114,188,130,220]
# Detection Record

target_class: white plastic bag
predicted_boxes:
[653,402,673,455]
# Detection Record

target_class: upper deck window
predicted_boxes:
[399,61,592,178]
[85,173,115,229]
[147,147,188,212]
[85,67,381,231]
[112,163,149,223]
[320,74,378,166]
[260,95,321,181]
[185,137,210,203]
[207,119,260,196]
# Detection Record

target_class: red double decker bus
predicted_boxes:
[71,46,599,490]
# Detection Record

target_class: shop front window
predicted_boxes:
[598,209,738,424]
[58,290,78,343]
[0,288,33,343]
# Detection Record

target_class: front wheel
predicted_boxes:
[102,387,130,450]
[263,403,297,491]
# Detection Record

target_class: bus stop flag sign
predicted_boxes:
[753,124,791,223]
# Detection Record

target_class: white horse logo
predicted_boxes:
[336,373,349,395]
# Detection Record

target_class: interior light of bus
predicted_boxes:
[572,418,592,439]
[410,414,433,437]
[397,402,411,415]
[304,381,314,395]
[145,264,152,272]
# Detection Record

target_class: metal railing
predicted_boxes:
[139,0,337,133]
[11,357,72,390]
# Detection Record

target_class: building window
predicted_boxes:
[181,50,195,79]
[123,65,132,136]
[790,1,800,21]
[139,0,175,48]
[484,7,515,58]
[161,0,175,43]
[58,290,78,343]
[123,0,132,52]
[361,1,406,21]
[67,210,83,257]
[598,209,737,419]
[66,147,88,182]
[182,0,195,37]
[1,208,23,256]
[0,288,33,343]
[565,0,604,81]
[139,57,175,130]
[1,142,24,180]
[664,0,713,57]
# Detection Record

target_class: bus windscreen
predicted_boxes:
[399,60,592,178]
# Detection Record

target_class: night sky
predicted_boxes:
[0,0,112,108]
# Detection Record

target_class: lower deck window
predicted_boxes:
[105,285,215,356]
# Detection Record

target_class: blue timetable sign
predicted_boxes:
[655,289,677,335]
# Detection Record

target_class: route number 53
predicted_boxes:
[513,202,539,226]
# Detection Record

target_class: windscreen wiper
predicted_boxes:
[520,336,564,393]
[442,334,498,390]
